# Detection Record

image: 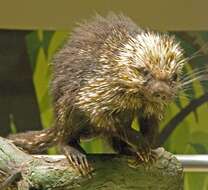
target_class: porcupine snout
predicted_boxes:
[150,81,172,101]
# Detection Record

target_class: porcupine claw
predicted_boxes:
[134,137,156,165]
[62,146,93,177]
[136,147,162,167]
[136,149,151,163]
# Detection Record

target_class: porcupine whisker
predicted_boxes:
[179,94,191,100]
[180,85,208,99]
[183,91,200,99]
[177,95,191,100]
[179,87,193,92]
[181,66,207,77]
[181,76,207,86]
[181,86,197,92]
[185,42,208,62]
[179,75,208,87]
[182,67,208,76]
[180,67,208,81]
[185,51,202,63]
[180,73,208,84]
[178,90,195,99]
[182,93,195,99]
[180,70,208,82]
[177,90,195,99]
[183,65,207,76]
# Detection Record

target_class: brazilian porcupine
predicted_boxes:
[8,13,187,175]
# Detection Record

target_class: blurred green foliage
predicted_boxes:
[26,30,208,189]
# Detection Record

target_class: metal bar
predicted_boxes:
[176,155,208,172]
[35,154,208,172]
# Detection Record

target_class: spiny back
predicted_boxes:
[70,13,140,48]
[51,14,142,99]
[53,14,142,68]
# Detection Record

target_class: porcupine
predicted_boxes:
[8,13,186,175]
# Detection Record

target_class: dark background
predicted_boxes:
[0,31,42,136]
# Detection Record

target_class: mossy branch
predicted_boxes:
[0,137,183,190]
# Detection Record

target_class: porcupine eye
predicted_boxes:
[135,67,149,77]
[171,73,178,82]
[140,68,150,77]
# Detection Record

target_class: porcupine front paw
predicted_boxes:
[61,145,93,177]
[134,133,158,164]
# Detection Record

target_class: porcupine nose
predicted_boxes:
[153,92,167,100]
[151,81,171,100]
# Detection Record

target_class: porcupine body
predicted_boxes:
[9,13,186,174]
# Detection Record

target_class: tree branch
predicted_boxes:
[0,137,183,190]
[158,93,208,146]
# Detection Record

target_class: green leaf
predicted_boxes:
[184,173,208,190]
[189,143,207,154]
[42,31,54,57]
[189,131,208,152]
[26,31,41,71]
[47,31,68,61]
[9,114,17,134]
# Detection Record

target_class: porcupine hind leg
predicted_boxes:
[58,108,94,176]
[110,120,136,155]
[60,138,92,176]
[110,136,134,155]
[109,113,136,155]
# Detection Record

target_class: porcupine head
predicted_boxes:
[115,31,186,118]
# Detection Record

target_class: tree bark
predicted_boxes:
[0,137,183,190]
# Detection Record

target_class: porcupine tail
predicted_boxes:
[8,126,59,153]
